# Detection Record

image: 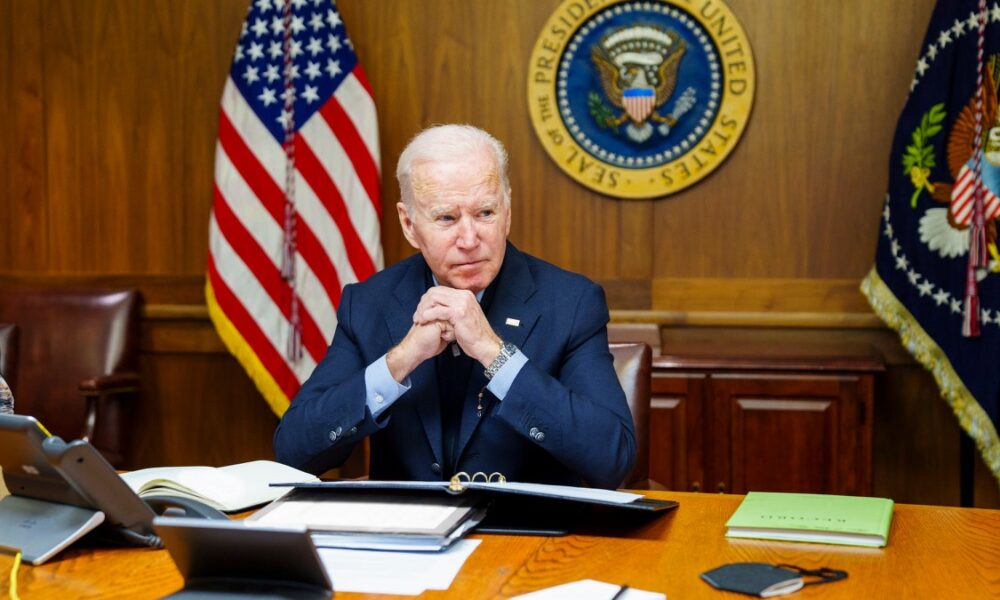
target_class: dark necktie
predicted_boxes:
[437,344,474,476]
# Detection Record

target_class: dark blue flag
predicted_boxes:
[862,1,1000,485]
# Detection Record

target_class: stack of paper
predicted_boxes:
[248,490,485,551]
[318,539,481,595]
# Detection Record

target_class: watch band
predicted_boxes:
[484,340,517,380]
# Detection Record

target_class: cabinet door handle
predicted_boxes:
[716,481,727,493]
[690,481,701,492]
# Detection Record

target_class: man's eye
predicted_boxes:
[479,210,495,218]
[436,215,455,223]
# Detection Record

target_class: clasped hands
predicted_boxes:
[387,286,502,383]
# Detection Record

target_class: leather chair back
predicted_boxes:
[0,323,18,391]
[610,342,651,489]
[0,286,139,453]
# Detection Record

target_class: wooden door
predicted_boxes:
[710,373,873,495]
[649,373,706,492]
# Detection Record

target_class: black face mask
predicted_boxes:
[700,562,848,597]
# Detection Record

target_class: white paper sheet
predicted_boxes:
[470,481,642,504]
[512,579,665,600]
[252,498,458,531]
[318,539,481,595]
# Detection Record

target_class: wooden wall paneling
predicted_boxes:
[873,364,962,506]
[654,325,980,505]
[0,0,941,284]
[139,1,245,274]
[338,0,423,268]
[650,277,873,313]
[44,0,131,272]
[649,372,705,491]
[134,350,278,468]
[39,0,241,275]
[651,0,936,280]
[0,0,46,271]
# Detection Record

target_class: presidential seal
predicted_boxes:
[527,0,755,199]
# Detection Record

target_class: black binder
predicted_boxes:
[270,476,677,536]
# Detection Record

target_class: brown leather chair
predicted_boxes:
[610,342,652,489]
[0,323,18,390]
[0,285,141,467]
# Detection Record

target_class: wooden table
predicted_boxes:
[5,491,1000,598]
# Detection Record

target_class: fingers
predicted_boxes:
[410,286,500,363]
[438,321,456,343]
[413,286,480,325]
[418,305,454,325]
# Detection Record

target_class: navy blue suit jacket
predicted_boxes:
[273,244,636,489]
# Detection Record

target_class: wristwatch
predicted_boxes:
[484,340,518,380]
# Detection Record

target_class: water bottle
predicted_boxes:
[0,375,13,415]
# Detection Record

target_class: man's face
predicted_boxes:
[397,154,511,293]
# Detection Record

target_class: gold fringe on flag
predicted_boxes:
[205,279,291,418]
[862,268,1000,488]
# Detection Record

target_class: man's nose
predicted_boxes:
[455,217,479,249]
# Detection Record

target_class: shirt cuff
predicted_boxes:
[365,354,411,419]
[485,350,527,400]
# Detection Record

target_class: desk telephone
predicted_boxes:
[0,414,226,563]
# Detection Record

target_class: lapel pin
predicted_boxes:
[505,318,520,327]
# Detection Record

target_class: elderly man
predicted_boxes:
[274,125,635,489]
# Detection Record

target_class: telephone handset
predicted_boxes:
[143,495,230,520]
[45,436,230,525]
[0,414,226,563]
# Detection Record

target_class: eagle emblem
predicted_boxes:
[916,55,1000,272]
[590,24,696,143]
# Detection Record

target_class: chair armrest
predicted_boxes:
[78,372,140,394]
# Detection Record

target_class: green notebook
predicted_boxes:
[725,492,894,548]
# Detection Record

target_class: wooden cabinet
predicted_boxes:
[649,340,882,496]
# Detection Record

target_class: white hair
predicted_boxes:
[396,124,511,210]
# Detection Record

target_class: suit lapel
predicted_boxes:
[454,244,540,464]
[389,257,444,467]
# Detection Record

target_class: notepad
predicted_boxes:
[120,460,318,512]
[725,491,894,547]
[248,490,485,551]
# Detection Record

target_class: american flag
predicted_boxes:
[207,0,382,416]
[951,163,1000,225]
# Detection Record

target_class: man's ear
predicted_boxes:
[504,194,512,236]
[397,202,420,250]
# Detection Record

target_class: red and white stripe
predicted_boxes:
[209,66,382,407]
[951,163,1000,226]
[623,94,655,123]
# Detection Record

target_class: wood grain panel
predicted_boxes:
[730,394,836,494]
[651,277,873,312]
[650,0,937,279]
[36,0,241,274]
[0,0,938,280]
[0,0,45,271]
[650,373,705,491]
[133,351,278,468]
